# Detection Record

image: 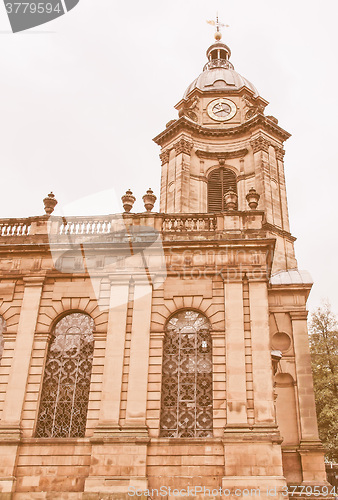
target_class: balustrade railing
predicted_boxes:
[0,219,31,236]
[0,212,263,241]
[162,215,217,232]
[59,217,115,235]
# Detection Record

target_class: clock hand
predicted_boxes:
[213,105,223,114]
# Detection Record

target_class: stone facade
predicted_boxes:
[0,35,328,500]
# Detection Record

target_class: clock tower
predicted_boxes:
[154,35,297,275]
[152,29,327,494]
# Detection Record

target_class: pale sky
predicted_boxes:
[0,0,337,315]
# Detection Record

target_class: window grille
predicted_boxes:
[160,310,213,438]
[0,316,6,365]
[35,313,94,438]
[207,167,237,212]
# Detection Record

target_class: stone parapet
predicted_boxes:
[0,212,268,245]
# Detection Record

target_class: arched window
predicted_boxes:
[207,167,237,212]
[0,316,6,365]
[35,313,94,438]
[160,310,213,438]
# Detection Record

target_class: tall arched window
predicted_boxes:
[0,316,6,365]
[160,310,213,438]
[35,313,94,438]
[207,167,237,212]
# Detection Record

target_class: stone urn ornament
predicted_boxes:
[121,189,136,213]
[43,192,58,215]
[246,187,260,210]
[142,188,157,212]
[224,190,238,211]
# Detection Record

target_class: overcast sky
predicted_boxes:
[0,0,337,315]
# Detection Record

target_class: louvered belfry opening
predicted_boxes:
[207,167,237,212]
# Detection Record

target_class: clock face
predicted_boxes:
[207,98,237,121]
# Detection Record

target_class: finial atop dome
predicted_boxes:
[206,13,229,42]
[205,14,233,71]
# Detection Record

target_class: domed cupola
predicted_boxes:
[204,41,233,70]
[183,39,259,99]
[173,26,269,127]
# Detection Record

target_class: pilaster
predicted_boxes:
[84,278,152,497]
[0,275,45,497]
[290,310,327,483]
[224,281,247,425]
[173,137,193,213]
[92,277,130,436]
[159,149,170,213]
[125,279,152,430]
[249,280,275,424]
[251,136,273,226]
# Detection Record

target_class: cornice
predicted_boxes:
[195,148,248,160]
[162,237,276,252]
[263,222,296,242]
[153,113,291,146]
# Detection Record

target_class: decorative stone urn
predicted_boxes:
[43,192,58,215]
[142,188,157,212]
[121,189,136,213]
[224,190,238,211]
[246,187,260,210]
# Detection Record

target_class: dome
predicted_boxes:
[183,41,259,99]
[183,67,259,99]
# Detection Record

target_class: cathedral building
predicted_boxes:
[0,27,328,499]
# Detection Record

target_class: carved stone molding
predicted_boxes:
[275,146,285,161]
[289,310,308,321]
[250,137,270,154]
[179,96,200,122]
[23,275,46,287]
[174,138,193,155]
[195,148,248,160]
[150,331,165,340]
[159,150,170,165]
[153,114,291,146]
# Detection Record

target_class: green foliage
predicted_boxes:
[309,303,338,461]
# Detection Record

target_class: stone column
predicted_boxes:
[125,279,152,430]
[249,281,275,424]
[224,281,247,425]
[0,275,44,497]
[290,310,326,483]
[92,277,130,435]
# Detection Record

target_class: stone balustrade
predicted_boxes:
[0,211,266,242]
[163,214,217,232]
[0,218,32,236]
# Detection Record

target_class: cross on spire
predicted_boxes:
[206,13,229,41]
